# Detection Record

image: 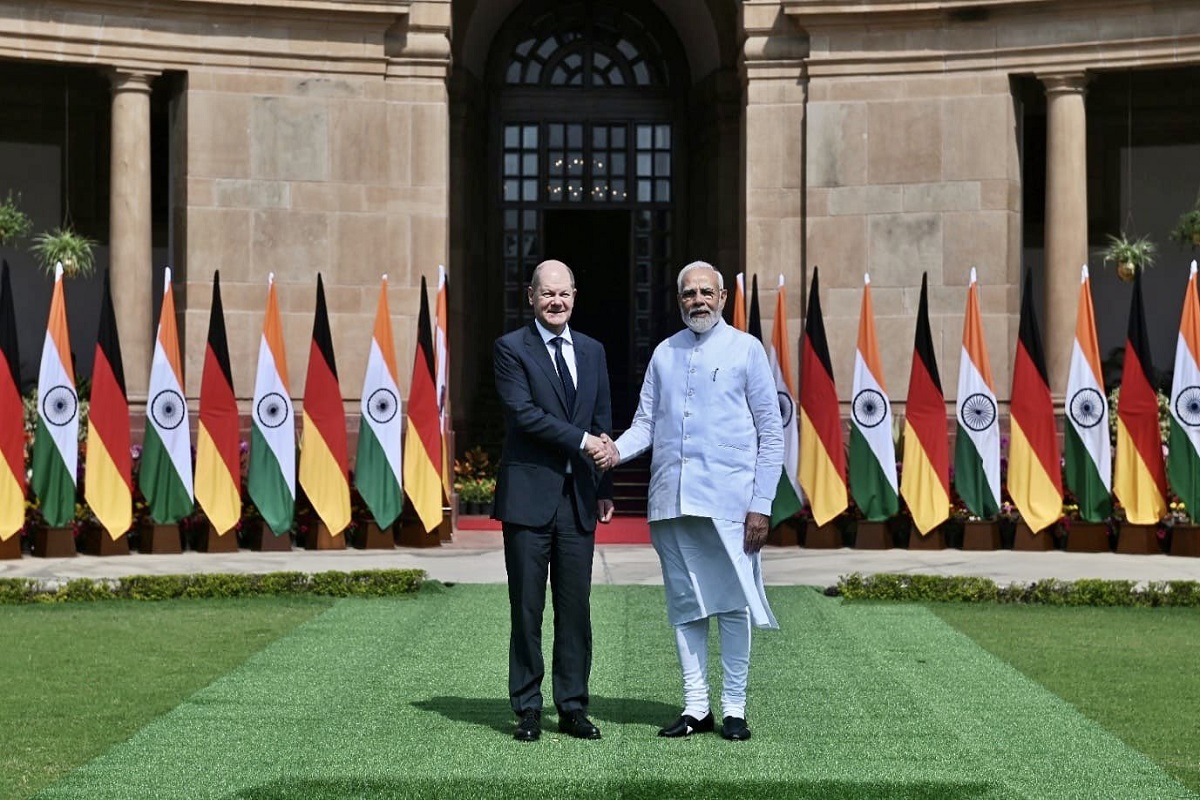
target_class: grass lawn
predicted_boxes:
[933,604,1200,793]
[2,586,1197,799]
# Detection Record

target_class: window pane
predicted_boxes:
[612,127,625,149]
[537,37,558,59]
[591,182,608,201]
[523,210,537,228]
[655,179,670,202]
[527,62,542,83]
[505,126,519,148]
[549,151,564,176]
[504,179,519,201]
[523,125,538,149]
[568,151,583,175]
[611,153,626,175]
[504,233,518,257]
[655,152,671,175]
[505,209,519,228]
[633,63,649,85]
[523,179,537,201]
[568,125,583,148]
[549,124,563,148]
[522,232,537,257]
[637,154,652,176]
[611,179,626,201]
[523,153,538,175]
[568,180,583,202]
[504,153,519,176]
[638,180,651,202]
[636,125,651,149]
[656,125,671,149]
[506,63,521,84]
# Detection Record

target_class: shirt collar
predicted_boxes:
[534,319,573,346]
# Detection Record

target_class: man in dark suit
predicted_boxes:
[492,259,615,742]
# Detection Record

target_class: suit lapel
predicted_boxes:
[573,337,593,424]
[525,323,571,415]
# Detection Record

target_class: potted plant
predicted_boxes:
[1170,206,1200,249]
[30,226,97,278]
[1102,232,1156,282]
[0,191,33,246]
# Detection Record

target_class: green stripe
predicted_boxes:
[31,418,75,528]
[1065,422,1112,522]
[138,425,194,524]
[1168,418,1200,522]
[248,423,294,534]
[770,468,804,529]
[354,422,403,529]
[953,423,999,519]
[849,425,899,521]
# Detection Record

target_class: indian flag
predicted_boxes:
[356,276,404,529]
[953,268,1000,519]
[849,274,898,521]
[248,273,296,536]
[1065,264,1112,522]
[139,267,194,523]
[435,265,452,502]
[1168,261,1200,521]
[768,274,803,527]
[31,263,78,528]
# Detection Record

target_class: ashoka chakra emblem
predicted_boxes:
[959,392,997,432]
[151,389,186,430]
[41,385,78,427]
[366,387,398,425]
[1069,387,1105,429]
[777,390,795,427]
[852,388,887,429]
[1174,386,1200,428]
[256,392,291,429]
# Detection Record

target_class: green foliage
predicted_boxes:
[1102,231,1156,272]
[0,569,425,604]
[1170,205,1200,249]
[837,572,1200,606]
[0,190,33,244]
[30,225,97,277]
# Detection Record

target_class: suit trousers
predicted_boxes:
[502,474,595,716]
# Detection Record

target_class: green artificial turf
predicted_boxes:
[934,604,1200,793]
[0,597,334,799]
[28,586,1197,799]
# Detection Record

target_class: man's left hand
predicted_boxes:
[743,512,769,553]
[597,499,614,523]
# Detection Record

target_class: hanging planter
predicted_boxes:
[0,191,33,246]
[30,226,97,278]
[1171,207,1200,250]
[1102,232,1155,283]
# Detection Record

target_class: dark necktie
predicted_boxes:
[550,336,576,413]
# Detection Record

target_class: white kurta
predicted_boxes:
[615,319,783,630]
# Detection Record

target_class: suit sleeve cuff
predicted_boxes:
[749,497,773,517]
[578,432,589,451]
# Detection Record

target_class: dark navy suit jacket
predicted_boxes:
[492,322,613,531]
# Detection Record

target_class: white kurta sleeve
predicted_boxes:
[746,340,784,516]
[614,350,656,463]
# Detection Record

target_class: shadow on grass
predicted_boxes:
[234,777,996,799]
[412,695,679,735]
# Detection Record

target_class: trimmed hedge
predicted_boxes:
[0,569,426,605]
[836,573,1200,607]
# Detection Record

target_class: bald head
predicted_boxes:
[530,259,576,292]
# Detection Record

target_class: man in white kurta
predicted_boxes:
[610,261,783,741]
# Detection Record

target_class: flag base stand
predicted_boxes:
[908,527,946,551]
[353,522,394,550]
[802,520,841,549]
[766,519,799,547]
[1012,521,1054,551]
[852,521,891,550]
[396,511,442,548]
[198,525,239,553]
[246,522,292,552]
[1115,523,1162,555]
[438,510,453,543]
[306,521,346,550]
[0,534,22,560]
[1170,525,1200,556]
[139,523,183,554]
[1064,522,1111,553]
[78,525,130,556]
[961,521,1001,551]
[32,527,76,558]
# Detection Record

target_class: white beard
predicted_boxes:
[681,307,720,334]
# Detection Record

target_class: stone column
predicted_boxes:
[741,3,808,322]
[109,68,158,401]
[1041,72,1089,396]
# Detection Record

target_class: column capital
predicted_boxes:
[740,4,809,84]
[1038,71,1090,96]
[108,68,160,94]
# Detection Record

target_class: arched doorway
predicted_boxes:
[485,0,691,425]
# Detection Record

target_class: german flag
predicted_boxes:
[84,271,132,539]
[747,274,762,342]
[298,274,351,534]
[403,275,444,532]
[1114,270,1167,523]
[901,274,950,535]
[0,261,24,541]
[798,267,847,526]
[195,272,241,536]
[1008,268,1063,533]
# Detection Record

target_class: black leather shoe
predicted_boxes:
[658,712,715,737]
[558,711,602,739]
[720,716,751,741]
[514,710,541,742]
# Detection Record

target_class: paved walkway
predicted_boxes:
[4,528,1200,587]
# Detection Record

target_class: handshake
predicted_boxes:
[585,433,621,472]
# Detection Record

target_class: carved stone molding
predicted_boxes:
[385,0,451,79]
[741,3,809,85]
[1039,71,1090,98]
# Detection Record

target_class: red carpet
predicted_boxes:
[456,515,651,545]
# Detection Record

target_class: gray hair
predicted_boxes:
[530,259,576,290]
[676,261,724,292]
